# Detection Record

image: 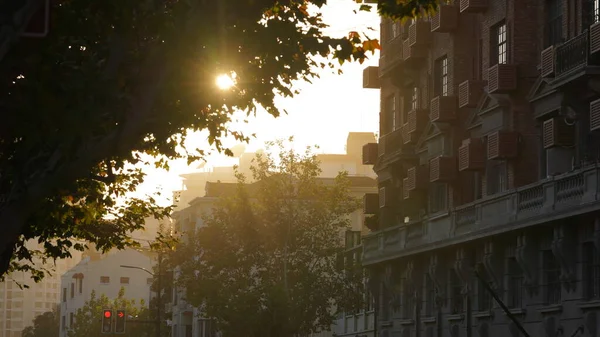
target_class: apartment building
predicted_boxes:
[361,1,600,337]
[0,241,81,337]
[59,248,153,337]
[169,132,378,337]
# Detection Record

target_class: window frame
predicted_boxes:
[386,94,397,133]
[542,250,561,304]
[486,161,508,195]
[491,22,508,66]
[434,56,449,97]
[449,269,464,314]
[506,257,524,308]
[583,242,600,300]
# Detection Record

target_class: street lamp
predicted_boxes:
[120,254,163,337]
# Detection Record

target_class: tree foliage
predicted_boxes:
[68,288,167,337]
[22,306,60,337]
[174,140,364,337]
[0,0,386,280]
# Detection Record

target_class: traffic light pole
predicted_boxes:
[156,251,162,337]
[120,249,164,337]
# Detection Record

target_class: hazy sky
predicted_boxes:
[140,0,381,199]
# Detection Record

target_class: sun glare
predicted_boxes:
[216,73,235,90]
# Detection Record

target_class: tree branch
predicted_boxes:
[0,1,204,276]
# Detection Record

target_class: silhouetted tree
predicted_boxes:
[0,0,383,281]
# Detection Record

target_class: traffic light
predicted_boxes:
[115,309,126,334]
[101,309,113,334]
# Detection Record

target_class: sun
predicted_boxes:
[216,74,235,90]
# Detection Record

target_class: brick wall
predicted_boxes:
[373,0,579,212]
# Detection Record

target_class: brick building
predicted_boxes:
[361,0,600,336]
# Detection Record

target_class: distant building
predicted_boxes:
[58,248,153,337]
[0,241,82,337]
[169,132,378,337]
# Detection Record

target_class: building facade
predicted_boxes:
[361,1,600,337]
[58,249,153,337]
[0,241,82,337]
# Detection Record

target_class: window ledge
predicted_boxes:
[505,308,526,316]
[446,314,464,321]
[538,304,562,313]
[473,311,493,319]
[428,210,450,221]
[578,300,600,310]
[381,321,393,327]
[398,319,415,326]
[421,316,436,324]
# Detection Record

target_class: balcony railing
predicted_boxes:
[362,164,600,265]
[555,30,589,77]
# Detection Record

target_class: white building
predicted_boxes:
[169,132,378,337]
[0,241,82,337]
[58,248,153,337]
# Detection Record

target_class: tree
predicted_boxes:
[0,0,388,280]
[68,288,166,337]
[22,306,60,337]
[174,139,365,337]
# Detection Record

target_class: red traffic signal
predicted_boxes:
[101,309,113,334]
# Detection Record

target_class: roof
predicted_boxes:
[203,175,376,198]
[316,176,377,188]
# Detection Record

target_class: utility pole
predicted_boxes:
[120,249,164,337]
[156,251,162,337]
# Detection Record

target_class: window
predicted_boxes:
[402,279,414,319]
[486,161,507,195]
[585,0,600,26]
[384,95,397,133]
[544,0,563,47]
[450,270,463,314]
[61,316,66,330]
[390,21,400,40]
[429,183,448,213]
[491,22,508,65]
[147,277,154,285]
[583,242,600,300]
[70,283,74,298]
[424,274,435,316]
[366,290,375,312]
[100,276,110,284]
[411,87,419,110]
[434,56,449,97]
[476,265,493,311]
[120,277,130,285]
[507,257,524,308]
[197,319,215,337]
[69,312,74,327]
[77,278,83,294]
[380,283,390,321]
[543,250,561,304]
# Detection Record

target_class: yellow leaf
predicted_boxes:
[299,4,308,16]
